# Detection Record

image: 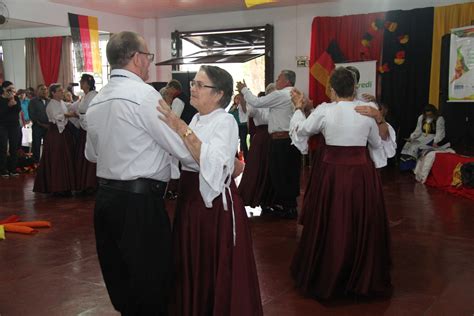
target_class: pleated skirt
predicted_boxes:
[291,145,392,300]
[172,171,263,316]
[33,123,76,193]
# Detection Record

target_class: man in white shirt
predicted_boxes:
[168,79,185,118]
[85,31,194,315]
[237,94,249,160]
[237,70,301,219]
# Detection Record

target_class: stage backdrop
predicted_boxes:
[335,61,377,98]
[380,7,434,150]
[448,25,474,102]
[309,12,385,106]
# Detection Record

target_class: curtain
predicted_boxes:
[25,38,45,89]
[35,37,63,86]
[57,37,73,89]
[380,7,434,151]
[309,12,385,105]
[428,2,474,108]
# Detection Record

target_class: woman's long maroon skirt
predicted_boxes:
[75,128,97,191]
[291,146,392,300]
[299,134,326,224]
[238,125,273,207]
[33,124,76,193]
[173,171,263,316]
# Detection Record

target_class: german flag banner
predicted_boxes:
[68,13,102,75]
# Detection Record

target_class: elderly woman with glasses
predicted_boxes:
[158,65,263,316]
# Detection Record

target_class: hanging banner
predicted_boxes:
[448,25,474,102]
[68,13,102,75]
[335,60,377,99]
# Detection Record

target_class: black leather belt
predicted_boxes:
[98,177,167,197]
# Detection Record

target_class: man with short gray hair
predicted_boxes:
[237,70,301,219]
[86,31,194,315]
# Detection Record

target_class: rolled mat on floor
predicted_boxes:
[0,215,20,225]
[10,221,52,228]
[4,224,38,234]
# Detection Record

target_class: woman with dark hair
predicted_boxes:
[401,104,445,164]
[289,67,392,300]
[73,74,98,192]
[158,65,263,315]
[33,83,77,195]
[0,81,21,178]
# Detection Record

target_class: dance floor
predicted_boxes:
[1,168,474,315]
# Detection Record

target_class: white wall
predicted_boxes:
[2,39,26,88]
[155,0,473,94]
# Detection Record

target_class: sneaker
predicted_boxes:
[9,171,19,177]
[1,172,9,178]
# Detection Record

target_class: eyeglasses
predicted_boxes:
[134,51,154,62]
[190,80,216,90]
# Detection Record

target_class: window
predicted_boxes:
[71,33,110,95]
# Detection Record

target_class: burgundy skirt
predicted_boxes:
[33,124,76,193]
[172,171,263,316]
[291,146,392,300]
[75,128,97,191]
[238,125,273,207]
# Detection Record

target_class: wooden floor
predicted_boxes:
[1,168,474,315]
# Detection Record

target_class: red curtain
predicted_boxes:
[36,37,63,86]
[309,13,385,105]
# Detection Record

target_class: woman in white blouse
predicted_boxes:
[157,65,263,316]
[33,83,78,195]
[238,84,274,210]
[289,67,392,300]
[73,74,98,192]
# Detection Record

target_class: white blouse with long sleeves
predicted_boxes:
[290,100,384,166]
[181,108,239,209]
[77,90,98,130]
[46,99,69,133]
[181,108,239,244]
[247,105,269,126]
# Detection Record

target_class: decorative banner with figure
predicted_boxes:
[448,25,474,102]
[335,60,377,99]
[68,13,102,75]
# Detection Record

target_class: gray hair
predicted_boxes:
[166,79,182,92]
[199,65,233,109]
[281,70,296,86]
[265,83,276,95]
[159,87,168,99]
[106,31,144,69]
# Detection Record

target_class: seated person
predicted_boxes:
[400,104,446,168]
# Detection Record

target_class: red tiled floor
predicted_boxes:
[1,169,474,315]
